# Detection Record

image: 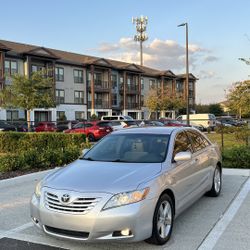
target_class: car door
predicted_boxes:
[170,131,197,212]
[186,130,211,197]
[72,122,85,133]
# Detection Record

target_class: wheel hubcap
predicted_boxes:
[214,168,221,193]
[157,201,172,238]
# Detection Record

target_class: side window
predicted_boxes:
[74,123,84,128]
[85,123,94,128]
[188,131,207,152]
[173,132,192,157]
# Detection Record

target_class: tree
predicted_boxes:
[227,80,250,118]
[145,89,160,119]
[195,104,209,113]
[208,104,224,116]
[0,70,55,130]
[145,90,185,119]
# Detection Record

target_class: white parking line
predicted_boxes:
[0,222,33,239]
[198,177,250,250]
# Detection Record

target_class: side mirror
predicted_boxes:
[82,148,90,156]
[174,151,192,162]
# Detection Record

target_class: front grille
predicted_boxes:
[45,191,100,214]
[45,225,89,239]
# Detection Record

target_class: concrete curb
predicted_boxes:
[223,168,250,177]
[0,168,59,187]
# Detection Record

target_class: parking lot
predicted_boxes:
[0,169,249,250]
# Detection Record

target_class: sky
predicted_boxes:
[1,0,250,104]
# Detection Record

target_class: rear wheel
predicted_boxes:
[87,133,95,142]
[206,165,222,197]
[145,194,174,245]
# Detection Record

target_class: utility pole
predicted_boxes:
[132,15,148,66]
[178,22,190,125]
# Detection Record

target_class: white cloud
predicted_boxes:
[93,37,215,72]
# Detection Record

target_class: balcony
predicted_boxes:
[119,84,139,94]
[119,102,139,110]
[88,100,110,109]
[87,80,110,92]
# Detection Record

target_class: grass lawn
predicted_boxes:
[206,132,244,149]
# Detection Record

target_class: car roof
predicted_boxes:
[112,126,185,135]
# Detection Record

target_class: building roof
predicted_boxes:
[0,39,197,79]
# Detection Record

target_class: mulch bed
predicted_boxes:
[0,167,52,181]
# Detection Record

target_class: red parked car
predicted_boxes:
[64,121,113,141]
[35,122,57,132]
[159,118,187,127]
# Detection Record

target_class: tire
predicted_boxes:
[87,133,95,142]
[145,194,174,245]
[206,165,222,197]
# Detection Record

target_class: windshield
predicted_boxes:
[82,133,170,163]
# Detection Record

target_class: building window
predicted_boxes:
[74,69,83,83]
[55,67,64,81]
[6,110,19,121]
[141,95,144,106]
[112,94,117,106]
[31,65,45,74]
[75,111,85,120]
[74,91,84,104]
[4,60,18,76]
[149,79,156,89]
[141,78,144,90]
[57,111,66,120]
[111,74,117,89]
[56,89,65,104]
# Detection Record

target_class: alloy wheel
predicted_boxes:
[157,200,172,239]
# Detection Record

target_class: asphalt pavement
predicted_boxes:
[0,168,249,250]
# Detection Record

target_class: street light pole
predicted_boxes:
[178,22,190,125]
[132,15,148,66]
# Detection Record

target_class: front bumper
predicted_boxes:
[30,187,157,242]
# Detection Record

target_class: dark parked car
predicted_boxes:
[139,120,164,127]
[35,122,57,132]
[56,120,81,132]
[64,121,113,141]
[160,119,187,127]
[0,121,16,131]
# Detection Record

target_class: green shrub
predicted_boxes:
[0,132,86,173]
[0,132,86,154]
[0,154,24,172]
[223,145,250,168]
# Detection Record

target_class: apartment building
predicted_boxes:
[0,40,197,122]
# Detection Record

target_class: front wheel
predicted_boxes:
[87,133,95,142]
[145,194,174,245]
[206,165,222,197]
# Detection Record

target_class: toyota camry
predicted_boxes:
[30,127,222,245]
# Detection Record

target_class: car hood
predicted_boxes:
[44,160,162,194]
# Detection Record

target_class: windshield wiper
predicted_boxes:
[111,159,128,162]
[80,157,94,161]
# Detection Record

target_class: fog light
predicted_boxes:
[121,228,130,236]
[32,217,39,224]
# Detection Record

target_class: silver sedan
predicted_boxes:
[30,127,222,245]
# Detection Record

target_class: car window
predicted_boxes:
[111,121,121,126]
[173,132,193,157]
[98,122,112,127]
[85,123,94,128]
[74,123,84,128]
[83,134,170,163]
[187,131,208,152]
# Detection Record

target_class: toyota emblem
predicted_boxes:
[61,194,70,203]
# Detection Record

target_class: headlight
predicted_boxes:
[35,181,42,198]
[103,187,150,210]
